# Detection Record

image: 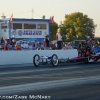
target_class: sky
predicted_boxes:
[0,0,100,36]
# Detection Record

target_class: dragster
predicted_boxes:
[33,47,100,67]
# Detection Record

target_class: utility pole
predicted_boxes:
[32,8,34,18]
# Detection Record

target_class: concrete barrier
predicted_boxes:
[0,49,78,65]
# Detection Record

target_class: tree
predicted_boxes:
[59,21,67,42]
[50,22,58,41]
[61,12,97,41]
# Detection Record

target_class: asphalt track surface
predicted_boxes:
[0,62,100,100]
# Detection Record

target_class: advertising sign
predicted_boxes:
[11,29,48,38]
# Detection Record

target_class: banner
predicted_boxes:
[11,29,48,38]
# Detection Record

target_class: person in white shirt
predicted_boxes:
[24,42,29,49]
[56,28,62,49]
[20,42,24,49]
[5,39,7,44]
[28,42,33,50]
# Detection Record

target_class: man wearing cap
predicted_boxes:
[56,28,62,49]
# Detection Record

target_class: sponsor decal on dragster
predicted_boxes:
[18,30,42,36]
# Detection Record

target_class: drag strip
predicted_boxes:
[0,63,100,87]
[0,75,100,95]
[0,63,100,99]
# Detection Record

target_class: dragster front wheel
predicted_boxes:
[51,54,58,66]
[33,54,40,67]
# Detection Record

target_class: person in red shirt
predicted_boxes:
[4,39,9,50]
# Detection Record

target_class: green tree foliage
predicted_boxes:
[61,12,97,41]
[59,21,67,42]
[50,22,58,41]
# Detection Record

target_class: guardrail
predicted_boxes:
[0,49,78,65]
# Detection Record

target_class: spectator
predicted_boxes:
[21,42,24,49]
[7,40,13,50]
[7,44,13,50]
[11,38,16,49]
[32,42,36,50]
[37,43,41,50]
[79,42,82,49]
[54,42,57,49]
[65,42,68,49]
[44,34,50,50]
[1,37,5,44]
[40,42,44,50]
[68,43,73,49]
[5,39,8,44]
[49,42,55,50]
[4,39,9,50]
[62,42,66,50]
[16,43,21,50]
[56,28,62,49]
[28,42,33,50]
[34,40,38,49]
[24,42,29,49]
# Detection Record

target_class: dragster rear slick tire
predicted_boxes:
[33,54,40,67]
[51,54,58,66]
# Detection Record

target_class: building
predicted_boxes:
[0,17,50,42]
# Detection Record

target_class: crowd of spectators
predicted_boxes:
[0,37,74,51]
[78,37,100,50]
[1,36,100,51]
